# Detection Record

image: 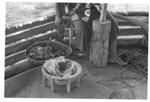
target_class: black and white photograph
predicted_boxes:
[2,0,149,100]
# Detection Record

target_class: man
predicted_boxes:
[55,3,126,65]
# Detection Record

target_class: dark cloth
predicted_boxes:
[73,19,92,52]
[55,3,65,17]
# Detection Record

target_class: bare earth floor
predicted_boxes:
[5,57,147,99]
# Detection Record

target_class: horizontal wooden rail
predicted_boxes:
[6,15,55,35]
[6,22,56,44]
[117,35,144,46]
[5,59,40,79]
[119,26,144,35]
[5,31,58,66]
[5,50,26,66]
[117,17,148,26]
[115,12,148,16]
[5,31,57,57]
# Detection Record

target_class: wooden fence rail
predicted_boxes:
[5,31,58,66]
[6,22,56,44]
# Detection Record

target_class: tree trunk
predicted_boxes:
[89,20,111,67]
[89,3,111,67]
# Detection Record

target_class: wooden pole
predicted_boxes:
[99,4,108,22]
[90,3,111,67]
[5,59,40,79]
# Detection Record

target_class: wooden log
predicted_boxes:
[6,15,55,35]
[115,12,148,16]
[5,50,26,66]
[117,35,144,47]
[113,13,148,34]
[112,13,148,47]
[90,4,111,67]
[119,26,144,35]
[90,20,111,67]
[5,31,57,56]
[117,16,148,26]
[6,22,56,44]
[5,59,40,79]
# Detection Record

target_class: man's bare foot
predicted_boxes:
[108,56,127,65]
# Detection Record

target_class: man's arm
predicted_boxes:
[106,11,120,34]
[55,3,64,18]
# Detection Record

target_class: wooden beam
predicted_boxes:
[5,59,40,79]
[119,26,144,35]
[117,16,148,26]
[113,13,148,47]
[6,22,56,44]
[5,31,57,56]
[115,12,148,16]
[6,15,55,35]
[117,35,144,46]
[5,50,26,66]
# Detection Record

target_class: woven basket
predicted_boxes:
[26,40,72,65]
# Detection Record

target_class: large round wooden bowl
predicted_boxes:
[41,59,82,85]
[26,40,72,65]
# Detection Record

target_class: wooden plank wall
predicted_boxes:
[5,15,58,67]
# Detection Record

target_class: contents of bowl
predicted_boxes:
[43,56,77,78]
[28,45,65,61]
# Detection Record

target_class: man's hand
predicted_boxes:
[55,16,63,26]
[55,16,64,41]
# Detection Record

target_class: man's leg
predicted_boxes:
[56,23,64,41]
[108,19,127,65]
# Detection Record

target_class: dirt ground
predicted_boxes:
[5,45,148,99]
[5,55,147,99]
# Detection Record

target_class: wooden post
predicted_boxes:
[89,3,111,67]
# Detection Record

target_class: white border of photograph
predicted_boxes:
[0,0,149,102]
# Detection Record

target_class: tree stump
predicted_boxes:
[89,20,111,67]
